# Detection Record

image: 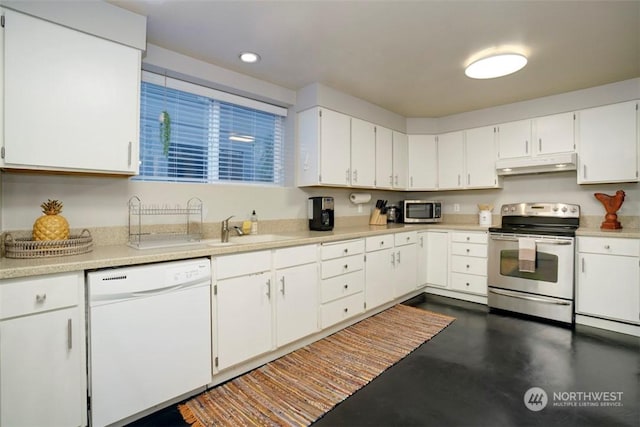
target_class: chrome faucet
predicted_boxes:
[221,215,234,243]
[233,226,244,236]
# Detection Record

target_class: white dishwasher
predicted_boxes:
[87,258,212,427]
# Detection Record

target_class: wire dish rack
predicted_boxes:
[128,196,203,249]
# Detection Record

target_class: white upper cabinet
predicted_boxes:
[534,112,575,155]
[375,126,394,189]
[576,100,639,184]
[298,107,351,186]
[2,9,142,174]
[350,118,376,188]
[496,119,532,159]
[437,131,465,189]
[465,125,500,188]
[407,135,438,190]
[392,131,409,189]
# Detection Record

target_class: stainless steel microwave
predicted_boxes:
[399,200,442,223]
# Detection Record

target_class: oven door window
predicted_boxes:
[407,203,433,219]
[499,250,558,283]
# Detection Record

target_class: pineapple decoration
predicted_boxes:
[33,199,70,241]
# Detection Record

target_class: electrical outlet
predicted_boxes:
[453,203,460,212]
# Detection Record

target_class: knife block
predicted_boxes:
[369,208,388,225]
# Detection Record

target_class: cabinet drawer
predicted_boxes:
[450,272,487,295]
[321,239,365,260]
[320,292,365,328]
[365,234,394,252]
[214,250,271,279]
[321,270,365,303]
[321,254,364,279]
[451,255,487,276]
[451,242,487,258]
[394,231,417,247]
[451,232,488,244]
[0,272,81,320]
[578,237,639,257]
[274,244,318,269]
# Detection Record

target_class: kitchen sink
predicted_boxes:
[230,234,292,244]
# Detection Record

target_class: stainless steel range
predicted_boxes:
[488,202,580,324]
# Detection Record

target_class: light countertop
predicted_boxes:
[1,222,637,280]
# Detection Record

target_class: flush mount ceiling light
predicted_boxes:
[465,53,528,79]
[239,52,261,63]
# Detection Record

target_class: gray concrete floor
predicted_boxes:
[129,294,640,426]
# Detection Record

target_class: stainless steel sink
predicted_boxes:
[230,234,292,244]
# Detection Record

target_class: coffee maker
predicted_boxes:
[308,196,334,231]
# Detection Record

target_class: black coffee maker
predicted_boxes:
[308,196,334,231]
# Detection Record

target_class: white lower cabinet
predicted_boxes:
[365,234,395,309]
[274,245,320,347]
[425,231,449,288]
[0,272,86,427]
[214,251,273,370]
[577,237,640,327]
[449,232,488,296]
[320,239,365,328]
[393,232,419,297]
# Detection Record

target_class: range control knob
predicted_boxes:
[553,207,559,212]
[570,206,578,213]
[561,206,568,213]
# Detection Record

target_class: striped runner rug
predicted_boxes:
[179,304,454,426]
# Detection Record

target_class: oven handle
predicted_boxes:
[489,236,572,245]
[489,288,571,305]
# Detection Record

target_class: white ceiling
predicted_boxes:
[109,0,640,118]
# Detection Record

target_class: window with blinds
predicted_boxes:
[135,72,286,185]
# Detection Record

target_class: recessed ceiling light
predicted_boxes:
[465,53,528,79]
[239,52,261,64]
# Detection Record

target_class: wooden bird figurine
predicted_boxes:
[594,190,625,229]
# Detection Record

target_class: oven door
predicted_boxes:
[488,233,575,299]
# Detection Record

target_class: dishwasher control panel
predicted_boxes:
[166,261,210,285]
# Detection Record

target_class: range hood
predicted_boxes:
[496,152,577,175]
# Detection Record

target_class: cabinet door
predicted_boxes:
[3,10,140,174]
[276,263,319,347]
[426,231,449,288]
[577,253,640,324]
[497,119,532,159]
[1,307,84,427]
[375,126,394,189]
[392,131,409,189]
[437,131,465,189]
[320,109,352,186]
[534,112,575,155]
[465,126,498,188]
[417,233,428,286]
[216,271,273,369]
[577,101,638,184]
[365,247,395,309]
[395,244,418,297]
[350,118,376,187]
[408,135,438,190]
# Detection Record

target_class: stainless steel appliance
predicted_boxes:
[399,200,442,223]
[488,202,580,324]
[308,196,334,231]
[386,205,401,223]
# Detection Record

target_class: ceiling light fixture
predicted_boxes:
[465,53,528,79]
[239,52,261,64]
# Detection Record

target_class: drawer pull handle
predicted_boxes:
[466,282,470,287]
[35,294,47,303]
[604,245,610,250]
[466,237,470,241]
[466,265,470,269]
[266,279,271,299]
[343,308,349,313]
[344,284,349,289]
[466,249,470,253]
[67,318,73,350]
[344,248,349,254]
[344,264,348,269]
[280,276,286,295]
[380,241,384,246]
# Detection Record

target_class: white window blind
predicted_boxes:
[135,72,286,185]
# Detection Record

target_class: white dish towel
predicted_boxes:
[518,237,536,272]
